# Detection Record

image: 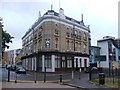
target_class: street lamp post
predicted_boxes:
[112,63,114,84]
[34,53,37,83]
[110,52,115,84]
[71,25,77,79]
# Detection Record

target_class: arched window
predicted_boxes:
[71,41,74,51]
[84,43,87,53]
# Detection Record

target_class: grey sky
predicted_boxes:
[0,0,119,50]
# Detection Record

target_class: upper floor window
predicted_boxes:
[83,33,87,41]
[84,43,87,53]
[39,26,43,30]
[55,29,59,35]
[55,23,58,27]
[66,32,70,37]
[55,38,59,49]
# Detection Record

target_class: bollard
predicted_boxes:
[14,66,17,83]
[72,70,74,79]
[8,68,10,82]
[89,67,92,81]
[34,71,37,83]
[44,67,46,83]
[79,68,81,79]
[60,75,62,83]
[15,73,17,83]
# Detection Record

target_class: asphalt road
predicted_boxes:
[1,68,80,83]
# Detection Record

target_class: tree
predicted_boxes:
[0,17,14,58]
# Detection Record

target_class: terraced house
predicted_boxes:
[21,8,91,72]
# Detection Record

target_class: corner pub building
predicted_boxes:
[21,8,91,72]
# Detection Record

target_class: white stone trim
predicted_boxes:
[32,58,34,71]
[52,55,55,72]
[74,57,89,68]
[42,55,45,72]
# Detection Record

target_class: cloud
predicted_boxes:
[0,0,118,50]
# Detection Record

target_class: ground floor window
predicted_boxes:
[67,56,72,68]
[55,55,60,68]
[62,61,66,68]
[62,56,66,68]
[45,55,52,68]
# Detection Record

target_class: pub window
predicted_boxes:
[55,56,60,68]
[67,57,72,68]
[45,55,52,68]
[62,61,66,68]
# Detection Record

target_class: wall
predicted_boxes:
[98,41,109,68]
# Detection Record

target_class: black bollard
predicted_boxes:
[8,68,10,82]
[89,67,92,81]
[14,66,17,83]
[34,71,37,83]
[60,75,62,83]
[44,67,46,83]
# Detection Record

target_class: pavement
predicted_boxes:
[2,82,74,88]
[62,73,108,90]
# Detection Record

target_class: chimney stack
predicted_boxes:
[81,14,83,22]
[59,8,65,19]
[38,11,41,18]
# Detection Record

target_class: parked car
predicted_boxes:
[0,64,6,68]
[85,67,98,73]
[16,66,26,74]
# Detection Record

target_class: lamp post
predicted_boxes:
[44,56,46,83]
[72,25,76,79]
[110,52,115,84]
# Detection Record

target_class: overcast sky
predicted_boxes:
[0,0,119,51]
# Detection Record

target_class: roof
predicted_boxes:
[90,46,101,49]
[22,9,90,39]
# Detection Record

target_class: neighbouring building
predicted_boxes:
[3,49,21,65]
[21,8,91,72]
[118,2,120,62]
[90,46,100,65]
[1,52,9,64]
[97,36,118,68]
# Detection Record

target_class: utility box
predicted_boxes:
[99,73,105,85]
